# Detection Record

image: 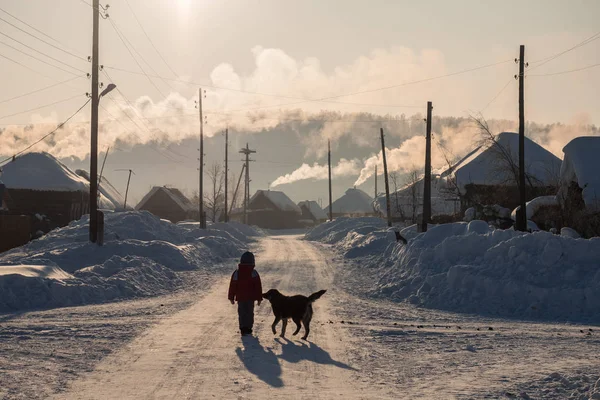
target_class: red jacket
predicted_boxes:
[228,264,262,302]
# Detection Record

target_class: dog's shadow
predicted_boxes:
[235,336,283,388]
[275,337,357,371]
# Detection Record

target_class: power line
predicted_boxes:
[107,18,168,98]
[0,93,82,121]
[0,50,69,81]
[0,6,61,44]
[480,77,514,113]
[528,62,600,77]
[0,15,87,62]
[528,31,600,71]
[0,39,84,76]
[0,98,90,165]
[0,30,88,74]
[0,76,83,105]
[123,0,179,78]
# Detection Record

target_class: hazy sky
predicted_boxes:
[0,0,599,204]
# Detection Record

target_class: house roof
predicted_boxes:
[251,190,301,213]
[446,132,561,191]
[559,136,600,211]
[0,152,115,209]
[330,188,374,214]
[298,200,328,220]
[75,169,126,210]
[135,186,196,212]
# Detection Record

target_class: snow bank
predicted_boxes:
[511,195,558,221]
[0,211,260,312]
[307,217,600,322]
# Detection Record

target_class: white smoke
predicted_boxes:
[271,158,361,187]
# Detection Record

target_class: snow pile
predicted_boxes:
[307,217,600,322]
[511,195,558,221]
[372,221,600,321]
[329,188,374,215]
[0,211,259,312]
[305,217,385,245]
[560,137,600,212]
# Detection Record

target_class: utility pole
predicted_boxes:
[224,128,228,223]
[380,128,392,227]
[374,165,378,199]
[116,169,135,210]
[196,88,205,228]
[422,101,433,233]
[239,143,256,224]
[89,0,100,243]
[97,146,110,201]
[328,139,333,221]
[229,163,246,217]
[517,45,527,232]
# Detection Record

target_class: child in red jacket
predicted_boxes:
[228,251,262,336]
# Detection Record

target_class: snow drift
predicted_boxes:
[307,218,600,322]
[0,211,262,312]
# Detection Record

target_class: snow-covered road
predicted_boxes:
[58,234,370,399]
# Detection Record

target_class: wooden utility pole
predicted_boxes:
[239,143,256,224]
[97,146,110,201]
[374,165,378,199]
[224,128,228,223]
[422,101,433,232]
[380,128,392,227]
[517,45,527,231]
[89,0,100,243]
[328,139,333,221]
[116,169,135,210]
[197,88,205,228]
[229,163,245,216]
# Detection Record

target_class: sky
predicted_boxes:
[0,0,599,205]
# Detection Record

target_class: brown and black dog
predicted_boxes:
[262,289,326,340]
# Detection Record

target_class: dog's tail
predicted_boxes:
[308,289,327,303]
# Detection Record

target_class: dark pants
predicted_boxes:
[237,301,254,331]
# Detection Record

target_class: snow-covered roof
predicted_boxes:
[330,188,374,214]
[298,200,328,220]
[76,169,126,210]
[135,186,196,212]
[1,152,90,192]
[559,136,600,211]
[251,190,301,213]
[445,132,561,192]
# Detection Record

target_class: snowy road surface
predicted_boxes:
[3,233,599,399]
[58,234,370,399]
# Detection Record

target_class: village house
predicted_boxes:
[230,189,302,229]
[329,188,375,218]
[298,200,328,225]
[135,186,198,223]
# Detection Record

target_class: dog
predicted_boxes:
[262,289,326,340]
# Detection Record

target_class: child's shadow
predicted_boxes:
[235,336,283,387]
[275,337,357,371]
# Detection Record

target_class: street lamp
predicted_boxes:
[99,83,116,99]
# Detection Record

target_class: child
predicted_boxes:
[228,251,262,336]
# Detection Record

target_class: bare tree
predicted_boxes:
[405,168,421,224]
[204,162,224,222]
[389,172,405,220]
[471,114,541,190]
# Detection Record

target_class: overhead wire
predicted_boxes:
[0,15,87,62]
[0,76,83,105]
[0,93,82,121]
[0,6,62,43]
[528,31,600,71]
[528,62,600,77]
[0,31,88,74]
[0,98,90,165]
